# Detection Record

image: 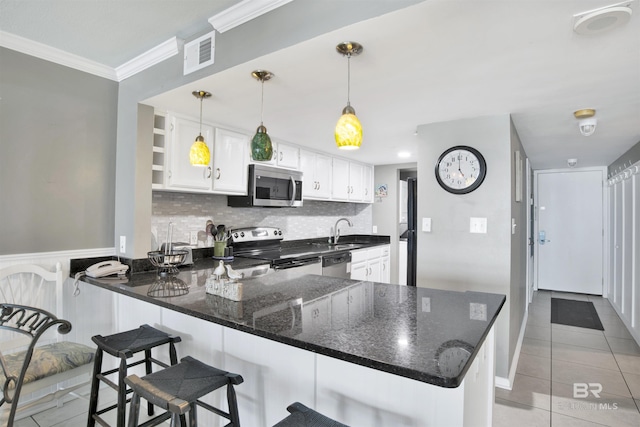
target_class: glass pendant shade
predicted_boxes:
[250,70,274,161]
[190,90,212,166]
[335,105,362,150]
[251,125,273,161]
[334,42,363,150]
[190,134,210,166]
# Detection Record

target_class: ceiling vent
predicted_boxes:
[184,31,215,75]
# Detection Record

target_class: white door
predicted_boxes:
[536,169,604,294]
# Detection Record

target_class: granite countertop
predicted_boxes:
[81,258,505,388]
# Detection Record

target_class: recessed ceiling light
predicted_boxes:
[398,151,411,158]
[573,3,633,35]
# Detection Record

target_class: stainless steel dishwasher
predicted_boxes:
[321,252,352,278]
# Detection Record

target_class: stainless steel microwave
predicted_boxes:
[228,164,303,207]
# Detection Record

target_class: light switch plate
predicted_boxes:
[470,217,487,234]
[422,218,432,232]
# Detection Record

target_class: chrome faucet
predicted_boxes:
[330,218,353,245]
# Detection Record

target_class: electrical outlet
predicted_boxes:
[190,231,198,245]
[372,225,378,233]
[119,236,126,253]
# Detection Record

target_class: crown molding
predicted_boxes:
[208,0,294,33]
[0,31,118,81]
[116,37,182,81]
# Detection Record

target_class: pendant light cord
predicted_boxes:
[346,53,351,107]
[198,93,203,136]
[260,79,265,125]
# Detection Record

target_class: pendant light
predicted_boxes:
[250,70,274,161]
[335,41,363,150]
[190,90,212,167]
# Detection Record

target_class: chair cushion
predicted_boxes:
[1,341,94,388]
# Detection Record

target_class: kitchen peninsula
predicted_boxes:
[78,257,504,427]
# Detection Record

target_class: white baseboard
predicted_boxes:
[495,309,528,390]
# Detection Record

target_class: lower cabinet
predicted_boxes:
[350,245,390,283]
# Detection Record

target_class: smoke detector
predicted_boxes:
[573,2,633,35]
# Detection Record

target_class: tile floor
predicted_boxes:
[494,290,640,427]
[8,290,640,426]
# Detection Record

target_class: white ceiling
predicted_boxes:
[2,0,639,169]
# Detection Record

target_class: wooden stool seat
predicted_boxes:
[124,356,243,427]
[273,402,349,427]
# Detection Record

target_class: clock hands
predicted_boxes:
[458,154,465,178]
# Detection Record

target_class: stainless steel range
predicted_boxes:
[231,227,322,275]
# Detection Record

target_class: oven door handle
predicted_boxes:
[273,257,320,270]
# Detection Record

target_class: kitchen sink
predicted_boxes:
[311,242,360,251]
[332,243,360,250]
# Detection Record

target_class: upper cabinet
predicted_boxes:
[332,159,373,203]
[166,115,214,191]
[275,142,300,170]
[153,111,373,203]
[248,140,300,170]
[212,128,249,194]
[300,149,332,200]
[159,113,247,195]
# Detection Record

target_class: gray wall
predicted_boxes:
[372,163,417,283]
[416,114,527,379]
[609,140,640,175]
[0,47,118,255]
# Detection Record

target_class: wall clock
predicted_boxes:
[435,146,487,194]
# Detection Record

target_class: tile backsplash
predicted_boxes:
[151,191,373,249]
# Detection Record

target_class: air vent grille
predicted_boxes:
[184,31,215,75]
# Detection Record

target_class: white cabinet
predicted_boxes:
[363,164,374,203]
[350,245,390,283]
[275,142,300,169]
[159,115,248,195]
[249,140,299,169]
[300,149,332,200]
[166,115,214,191]
[332,159,371,202]
[331,158,350,201]
[348,162,364,201]
[381,249,390,284]
[212,128,249,194]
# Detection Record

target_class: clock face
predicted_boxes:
[435,146,487,194]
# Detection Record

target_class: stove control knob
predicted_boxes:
[240,232,245,238]
[278,230,282,235]
[233,233,238,239]
[274,230,278,236]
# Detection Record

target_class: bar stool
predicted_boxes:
[124,356,243,427]
[87,324,182,427]
[273,402,349,427]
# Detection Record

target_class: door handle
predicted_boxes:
[539,231,551,245]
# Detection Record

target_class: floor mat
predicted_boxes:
[551,298,604,331]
